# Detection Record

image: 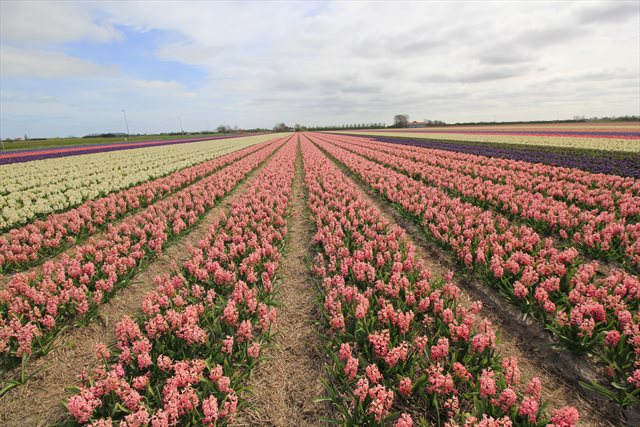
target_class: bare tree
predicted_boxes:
[393,114,409,128]
[273,123,289,132]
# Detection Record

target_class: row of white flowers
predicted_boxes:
[338,131,640,153]
[0,134,276,230]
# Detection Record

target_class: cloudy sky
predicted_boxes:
[1,0,639,138]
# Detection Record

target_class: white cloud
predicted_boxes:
[576,1,640,24]
[0,1,121,44]
[1,0,639,138]
[132,79,184,90]
[113,0,635,125]
[155,42,226,66]
[131,79,197,98]
[1,45,118,78]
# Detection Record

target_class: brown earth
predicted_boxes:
[0,149,280,427]
[232,141,331,427]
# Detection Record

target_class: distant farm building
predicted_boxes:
[407,121,427,128]
[82,132,128,138]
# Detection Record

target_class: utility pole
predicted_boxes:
[122,109,130,141]
[178,116,184,134]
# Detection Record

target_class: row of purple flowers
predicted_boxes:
[360,130,640,138]
[352,135,640,179]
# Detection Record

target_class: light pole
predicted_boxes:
[206,120,210,134]
[122,109,130,141]
[178,116,184,134]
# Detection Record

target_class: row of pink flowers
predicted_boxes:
[312,135,640,408]
[0,137,290,367]
[300,135,579,426]
[317,133,640,271]
[0,138,283,274]
[325,133,640,219]
[66,139,297,426]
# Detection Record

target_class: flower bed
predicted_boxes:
[311,135,640,408]
[65,138,297,426]
[317,133,639,272]
[301,135,579,426]
[337,129,640,153]
[325,134,640,216]
[0,137,281,274]
[345,134,640,179]
[0,134,267,165]
[0,134,276,230]
[0,137,288,369]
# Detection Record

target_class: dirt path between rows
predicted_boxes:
[232,142,330,427]
[318,144,612,427]
[0,149,280,427]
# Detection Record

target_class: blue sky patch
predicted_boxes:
[63,26,207,88]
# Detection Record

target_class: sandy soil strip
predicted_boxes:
[0,149,281,427]
[231,142,330,427]
[319,146,612,427]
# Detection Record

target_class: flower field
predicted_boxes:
[310,133,640,409]
[339,123,640,153]
[0,134,279,230]
[301,136,579,425]
[0,136,288,369]
[0,138,280,274]
[0,131,638,426]
[66,136,297,426]
[0,134,268,165]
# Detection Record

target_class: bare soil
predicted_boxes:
[0,153,277,427]
[232,142,330,427]
[321,146,614,427]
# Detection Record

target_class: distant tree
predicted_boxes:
[294,123,302,132]
[217,125,229,133]
[273,123,289,132]
[393,114,409,128]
